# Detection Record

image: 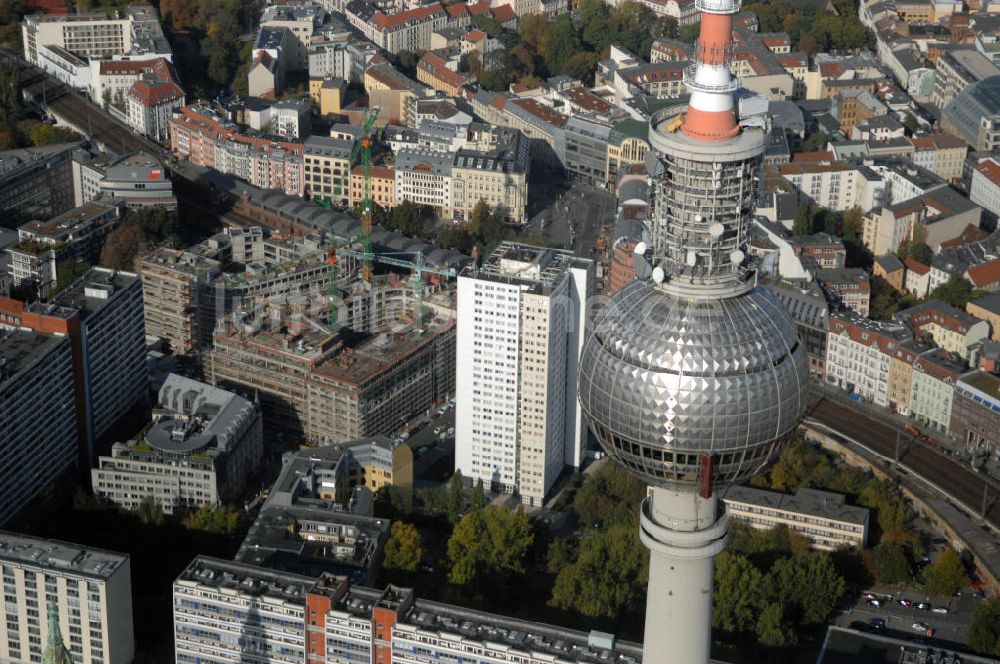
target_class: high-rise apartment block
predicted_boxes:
[0,532,134,664]
[0,330,77,525]
[92,374,263,514]
[173,556,641,664]
[0,268,146,463]
[44,268,147,456]
[136,248,222,353]
[455,242,592,505]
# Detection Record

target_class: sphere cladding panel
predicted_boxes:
[578,280,809,488]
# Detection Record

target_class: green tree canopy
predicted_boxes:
[756,602,796,648]
[923,548,970,597]
[55,260,90,295]
[447,506,533,585]
[874,542,911,584]
[384,521,424,572]
[136,495,165,526]
[713,551,764,632]
[183,505,240,534]
[970,599,1000,657]
[930,275,984,308]
[549,522,647,619]
[763,553,844,624]
[573,462,646,528]
[447,471,464,524]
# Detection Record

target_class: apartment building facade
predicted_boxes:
[303,136,353,206]
[722,486,870,550]
[135,248,222,353]
[455,242,591,505]
[0,532,134,664]
[174,557,643,664]
[92,375,263,514]
[0,329,77,526]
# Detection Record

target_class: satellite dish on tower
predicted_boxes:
[686,251,698,267]
[730,249,746,265]
[634,241,648,255]
[652,266,665,283]
[633,253,653,281]
[709,223,724,239]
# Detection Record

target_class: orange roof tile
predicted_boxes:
[976,159,1000,187]
[968,258,1000,287]
[904,256,930,275]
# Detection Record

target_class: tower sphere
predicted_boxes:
[578,279,808,488]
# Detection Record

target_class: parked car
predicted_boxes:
[898,599,913,607]
[869,618,886,631]
[915,602,930,610]
[931,607,949,614]
[433,426,443,435]
[868,599,881,608]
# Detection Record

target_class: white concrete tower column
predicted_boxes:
[639,488,729,664]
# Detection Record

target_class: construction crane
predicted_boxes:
[337,248,457,327]
[351,107,380,283]
[325,233,363,328]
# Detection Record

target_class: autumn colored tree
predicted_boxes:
[384,521,424,572]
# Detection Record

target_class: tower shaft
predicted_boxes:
[640,488,728,664]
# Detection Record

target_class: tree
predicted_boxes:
[136,495,164,526]
[100,224,148,271]
[651,16,678,39]
[396,50,423,77]
[874,542,911,584]
[931,275,984,308]
[183,505,240,533]
[923,548,970,597]
[55,260,90,294]
[713,551,764,632]
[384,521,424,572]
[562,51,599,84]
[447,506,533,584]
[802,131,829,152]
[903,114,920,136]
[792,202,815,236]
[678,21,700,44]
[546,537,574,573]
[544,16,580,76]
[756,603,796,648]
[763,553,844,624]
[970,599,1000,657]
[374,486,409,518]
[573,462,646,528]
[447,471,464,524]
[549,523,647,619]
[471,478,485,512]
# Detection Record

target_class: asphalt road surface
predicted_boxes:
[805,393,1000,530]
[838,590,981,650]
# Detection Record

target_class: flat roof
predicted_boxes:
[463,241,591,293]
[32,267,140,321]
[818,625,997,663]
[723,486,869,525]
[0,329,69,389]
[0,531,128,579]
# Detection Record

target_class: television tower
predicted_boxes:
[577,1,808,663]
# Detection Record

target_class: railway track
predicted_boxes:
[805,395,1000,529]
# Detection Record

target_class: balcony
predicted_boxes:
[695,0,741,13]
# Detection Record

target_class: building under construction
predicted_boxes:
[206,282,456,444]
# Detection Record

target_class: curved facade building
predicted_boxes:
[577,1,807,662]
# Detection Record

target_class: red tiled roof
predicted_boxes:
[819,62,845,78]
[940,224,989,250]
[976,159,1000,187]
[490,4,516,21]
[130,80,184,106]
[465,28,487,42]
[509,98,568,128]
[792,150,835,163]
[445,3,468,17]
[418,52,467,90]
[904,256,930,275]
[967,258,1000,287]
[373,4,445,31]
[467,2,492,15]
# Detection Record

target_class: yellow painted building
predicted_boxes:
[350,165,396,210]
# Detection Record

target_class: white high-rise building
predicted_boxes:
[0,532,134,664]
[455,242,592,506]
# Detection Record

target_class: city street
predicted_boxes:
[527,181,617,256]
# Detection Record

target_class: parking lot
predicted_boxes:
[394,401,456,484]
[837,588,986,650]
